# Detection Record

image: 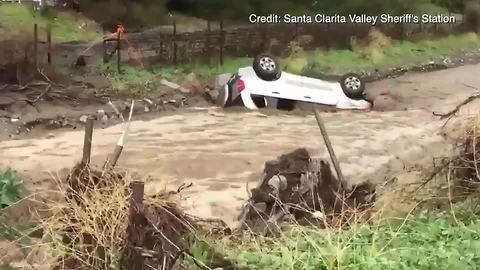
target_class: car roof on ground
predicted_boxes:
[238,67,257,77]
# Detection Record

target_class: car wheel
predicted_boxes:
[253,54,281,81]
[339,73,366,100]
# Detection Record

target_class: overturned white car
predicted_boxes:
[216,54,372,110]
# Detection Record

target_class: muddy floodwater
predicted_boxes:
[1,64,480,227]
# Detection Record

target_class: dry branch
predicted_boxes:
[433,92,480,120]
[103,100,135,171]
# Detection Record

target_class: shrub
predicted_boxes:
[0,169,26,208]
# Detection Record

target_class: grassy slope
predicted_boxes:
[282,33,480,74]
[170,33,480,77]
[0,4,101,42]
[188,202,480,270]
[229,214,480,270]
[106,33,480,98]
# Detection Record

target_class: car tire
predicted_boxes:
[339,73,366,100]
[253,54,281,81]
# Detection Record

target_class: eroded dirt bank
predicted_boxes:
[1,63,480,227]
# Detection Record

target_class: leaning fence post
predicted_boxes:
[123,181,145,270]
[313,109,347,189]
[33,23,38,68]
[219,17,224,66]
[81,115,95,166]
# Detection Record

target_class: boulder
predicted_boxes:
[75,75,111,89]
[215,73,232,88]
[181,73,202,95]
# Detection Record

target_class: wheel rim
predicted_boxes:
[259,56,276,72]
[344,76,361,91]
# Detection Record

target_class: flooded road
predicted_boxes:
[1,64,480,226]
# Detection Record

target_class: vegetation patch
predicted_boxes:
[285,33,480,76]
[0,4,101,42]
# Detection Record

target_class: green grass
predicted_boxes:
[0,3,101,42]
[0,168,26,208]
[99,57,252,98]
[193,209,480,270]
[155,57,252,80]
[98,33,480,98]
[284,33,480,76]
[160,33,480,79]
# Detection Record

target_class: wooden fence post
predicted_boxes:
[219,17,224,66]
[117,30,121,73]
[313,109,347,190]
[326,23,331,49]
[123,181,145,270]
[173,18,177,65]
[81,116,95,166]
[102,39,108,63]
[47,25,52,65]
[206,20,211,66]
[295,22,299,40]
[159,34,164,62]
[33,23,38,68]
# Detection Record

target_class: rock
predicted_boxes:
[173,93,186,101]
[160,79,190,94]
[110,100,128,113]
[215,73,232,88]
[78,75,111,89]
[185,72,196,81]
[181,73,202,94]
[207,88,219,102]
[79,115,88,123]
[9,100,28,115]
[75,87,98,99]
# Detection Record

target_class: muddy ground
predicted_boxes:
[1,62,480,229]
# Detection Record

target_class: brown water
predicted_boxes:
[1,64,480,227]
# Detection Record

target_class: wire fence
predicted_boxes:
[122,15,467,66]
